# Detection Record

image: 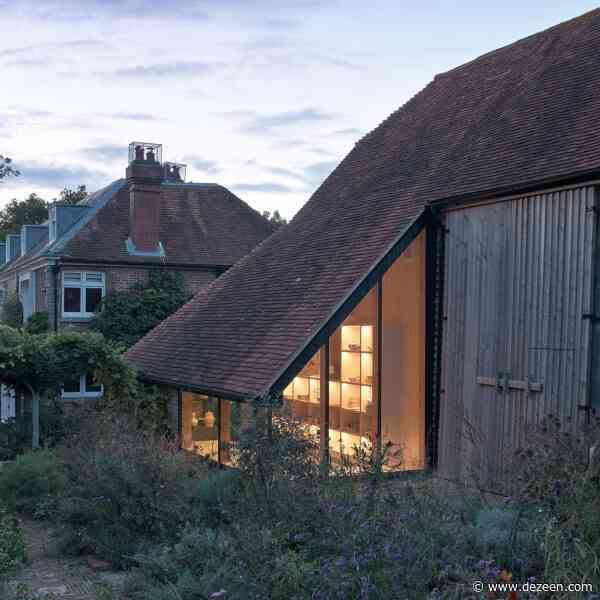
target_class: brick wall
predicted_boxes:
[57,264,217,330]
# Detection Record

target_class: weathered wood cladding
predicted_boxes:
[438,185,597,488]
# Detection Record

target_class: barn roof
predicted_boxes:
[125,8,600,400]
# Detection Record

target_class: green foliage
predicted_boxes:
[262,209,287,229]
[90,270,190,348]
[509,416,600,596]
[23,311,48,335]
[0,326,137,406]
[0,155,19,184]
[56,185,87,205]
[1,292,23,328]
[0,193,46,242]
[55,413,206,567]
[0,506,27,580]
[0,419,31,461]
[0,451,66,517]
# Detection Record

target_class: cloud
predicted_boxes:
[80,144,128,163]
[232,182,294,194]
[265,166,306,182]
[13,160,108,189]
[0,39,107,58]
[332,128,364,137]
[3,1,209,21]
[184,157,221,176]
[239,108,337,135]
[109,60,225,79]
[303,160,339,186]
[109,112,161,121]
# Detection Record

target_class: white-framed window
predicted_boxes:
[62,271,105,318]
[62,374,103,399]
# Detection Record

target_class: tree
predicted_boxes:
[57,185,87,205]
[0,186,88,241]
[0,193,47,241]
[0,326,137,448]
[0,155,19,181]
[262,209,288,229]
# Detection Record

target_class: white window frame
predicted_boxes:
[61,374,103,399]
[62,271,105,319]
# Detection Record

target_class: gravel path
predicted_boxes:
[7,518,126,600]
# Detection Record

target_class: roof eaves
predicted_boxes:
[258,207,431,403]
[135,372,255,403]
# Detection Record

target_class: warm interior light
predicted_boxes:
[204,410,215,428]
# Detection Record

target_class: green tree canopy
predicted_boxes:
[0,186,87,241]
[0,155,19,181]
[0,193,47,241]
[262,209,288,229]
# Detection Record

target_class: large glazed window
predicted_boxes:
[329,288,376,459]
[62,271,105,318]
[181,392,219,461]
[381,231,426,469]
[282,349,321,437]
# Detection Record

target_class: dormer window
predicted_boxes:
[62,271,105,319]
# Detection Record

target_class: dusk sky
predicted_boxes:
[1,1,597,219]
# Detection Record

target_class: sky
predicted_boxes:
[0,1,598,219]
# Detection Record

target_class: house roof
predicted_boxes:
[1,179,273,274]
[124,8,600,400]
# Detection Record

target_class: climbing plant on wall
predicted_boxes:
[90,270,190,348]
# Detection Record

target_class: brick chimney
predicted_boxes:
[125,142,165,256]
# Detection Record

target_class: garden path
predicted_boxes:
[7,518,126,600]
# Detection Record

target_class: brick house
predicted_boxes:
[125,10,600,487]
[0,142,273,411]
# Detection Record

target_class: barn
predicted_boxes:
[125,9,600,487]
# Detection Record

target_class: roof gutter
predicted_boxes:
[258,207,431,403]
[135,372,254,403]
[430,167,600,210]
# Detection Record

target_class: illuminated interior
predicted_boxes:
[282,231,426,470]
[181,392,219,461]
[182,231,426,471]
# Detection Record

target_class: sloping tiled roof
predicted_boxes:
[59,183,273,266]
[1,180,124,274]
[1,180,273,272]
[125,9,600,399]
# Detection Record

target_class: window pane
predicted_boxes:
[85,373,102,393]
[181,392,219,461]
[381,231,426,470]
[64,272,82,282]
[63,377,80,394]
[283,349,320,430]
[85,272,103,282]
[85,287,102,313]
[329,288,376,461]
[220,400,249,466]
[64,287,81,313]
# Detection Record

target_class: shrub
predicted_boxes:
[55,413,206,567]
[23,311,48,334]
[0,506,27,580]
[0,450,65,517]
[129,410,536,600]
[0,418,31,461]
[90,270,190,348]
[1,292,23,328]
